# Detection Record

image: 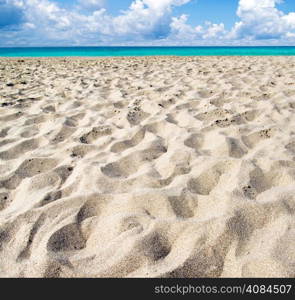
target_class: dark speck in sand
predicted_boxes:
[80,136,88,144]
[1,102,14,107]
[6,83,14,87]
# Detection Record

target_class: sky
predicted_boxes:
[0,0,295,46]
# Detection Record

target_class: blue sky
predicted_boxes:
[0,0,295,46]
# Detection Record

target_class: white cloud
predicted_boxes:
[237,0,282,10]
[282,12,295,29]
[0,0,295,46]
[203,22,225,39]
[230,0,295,40]
[78,0,105,11]
[110,0,192,38]
[12,0,71,29]
[0,0,194,44]
[0,0,107,44]
[169,15,226,42]
[170,14,199,39]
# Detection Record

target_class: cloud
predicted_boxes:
[170,14,199,40]
[78,0,105,11]
[167,0,294,44]
[156,0,295,45]
[169,14,226,43]
[0,0,195,45]
[230,0,295,40]
[0,0,294,46]
[110,0,192,39]
[0,0,103,45]
[203,22,226,39]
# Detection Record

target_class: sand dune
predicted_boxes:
[0,56,295,277]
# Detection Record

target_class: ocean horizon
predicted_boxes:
[1,46,295,57]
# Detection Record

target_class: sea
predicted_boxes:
[0,46,295,57]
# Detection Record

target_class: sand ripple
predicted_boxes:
[0,57,295,277]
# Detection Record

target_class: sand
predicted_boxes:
[0,56,294,278]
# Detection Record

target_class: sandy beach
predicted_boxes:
[0,56,295,278]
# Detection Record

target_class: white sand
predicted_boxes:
[0,56,294,278]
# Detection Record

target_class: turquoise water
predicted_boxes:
[0,46,295,57]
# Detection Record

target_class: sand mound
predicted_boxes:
[0,56,295,277]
